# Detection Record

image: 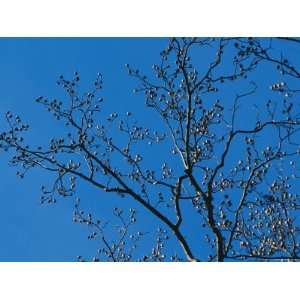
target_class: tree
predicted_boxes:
[1,37,300,261]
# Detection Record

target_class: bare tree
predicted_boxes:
[1,37,300,261]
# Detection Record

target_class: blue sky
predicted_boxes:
[0,38,300,261]
[0,38,169,261]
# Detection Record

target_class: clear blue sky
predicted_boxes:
[0,38,299,261]
[0,38,169,261]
